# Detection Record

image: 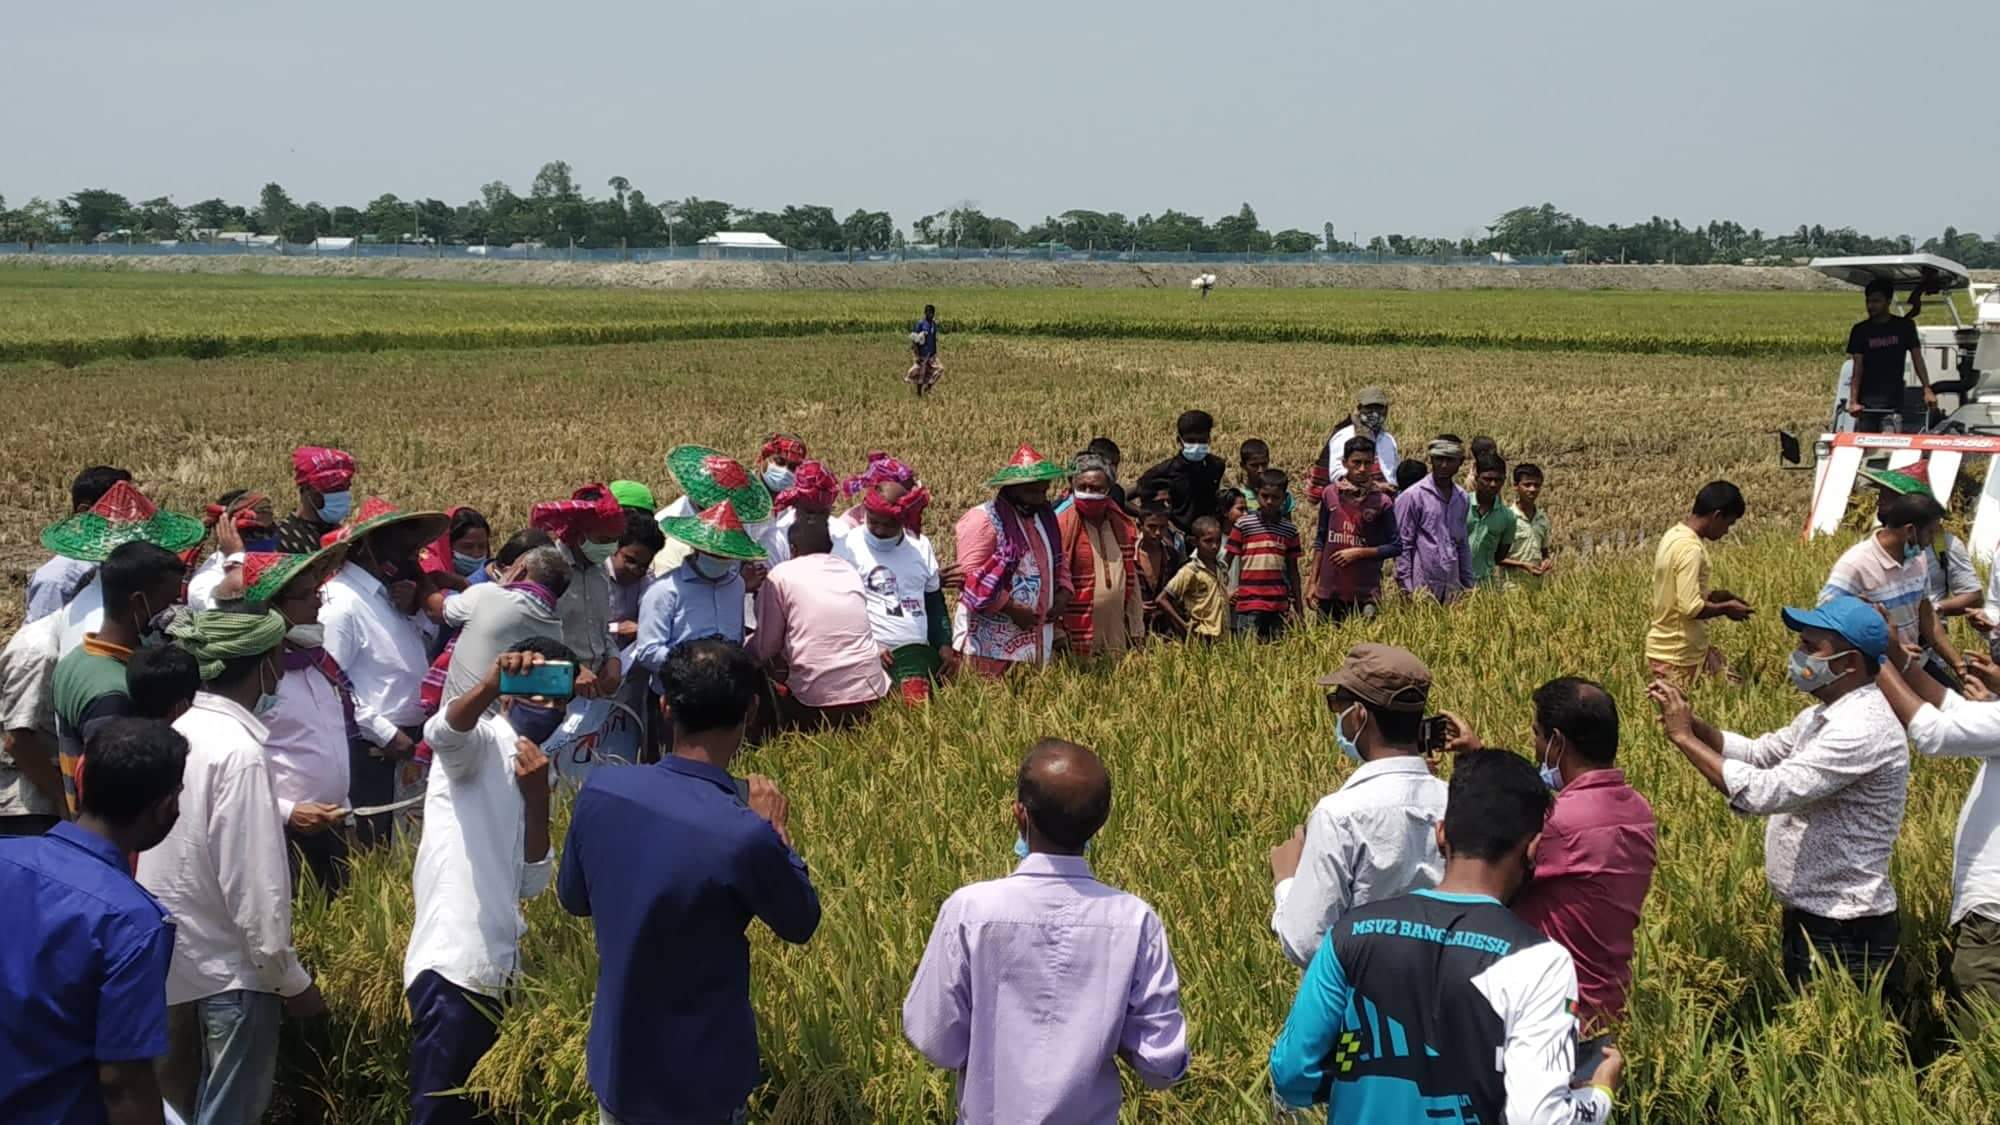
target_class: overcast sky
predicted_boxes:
[10,0,1993,239]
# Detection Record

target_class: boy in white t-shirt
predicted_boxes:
[833,493,951,702]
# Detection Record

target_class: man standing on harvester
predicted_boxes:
[1846,279,1934,433]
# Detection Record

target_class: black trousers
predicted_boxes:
[407,970,503,1125]
[286,825,351,899]
[348,729,417,850]
[1781,907,1900,989]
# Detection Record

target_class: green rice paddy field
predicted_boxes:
[4,267,1992,1123]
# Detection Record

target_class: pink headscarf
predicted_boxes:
[774,460,839,513]
[531,484,624,543]
[841,451,917,497]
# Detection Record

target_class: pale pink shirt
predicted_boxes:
[748,554,890,708]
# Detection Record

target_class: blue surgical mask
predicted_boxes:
[1181,442,1210,462]
[315,490,352,524]
[865,529,904,551]
[1787,649,1857,694]
[1902,538,1923,563]
[764,464,796,494]
[1335,703,1365,763]
[253,663,281,717]
[692,555,740,582]
[452,551,488,577]
[1014,834,1030,859]
[509,700,567,746]
[1539,735,1565,791]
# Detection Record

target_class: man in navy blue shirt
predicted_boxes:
[907,303,942,397]
[1,717,189,1125]
[559,638,820,1124]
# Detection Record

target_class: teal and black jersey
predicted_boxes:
[1270,889,1613,1124]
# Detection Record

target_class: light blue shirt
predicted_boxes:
[631,562,746,680]
[25,555,94,624]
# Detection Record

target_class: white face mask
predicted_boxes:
[865,529,904,550]
[285,623,326,648]
[692,555,740,581]
[580,540,618,565]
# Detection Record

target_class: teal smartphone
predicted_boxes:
[499,661,576,698]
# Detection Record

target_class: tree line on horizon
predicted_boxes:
[2,161,1995,267]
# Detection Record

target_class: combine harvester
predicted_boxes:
[1789,255,2000,559]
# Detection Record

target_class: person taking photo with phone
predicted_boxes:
[404,638,573,1124]
[1267,644,1448,969]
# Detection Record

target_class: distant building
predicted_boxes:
[697,231,789,260]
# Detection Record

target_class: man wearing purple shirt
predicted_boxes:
[903,739,1189,1123]
[1393,436,1475,602]
[1444,677,1657,1034]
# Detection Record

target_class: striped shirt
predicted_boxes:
[1226,511,1301,614]
[1821,535,1931,649]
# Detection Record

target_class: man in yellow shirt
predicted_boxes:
[1646,481,1753,686]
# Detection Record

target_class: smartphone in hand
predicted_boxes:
[499,660,577,699]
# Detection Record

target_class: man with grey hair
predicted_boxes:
[1057,453,1144,659]
[440,546,571,707]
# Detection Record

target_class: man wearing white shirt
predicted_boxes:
[1312,386,1400,503]
[1267,644,1447,968]
[136,609,323,1125]
[25,466,129,625]
[408,640,566,1125]
[227,547,361,897]
[833,501,951,703]
[321,509,445,848]
[1877,649,2000,1003]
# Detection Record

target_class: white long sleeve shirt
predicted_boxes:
[320,562,430,744]
[137,693,312,1004]
[1271,755,1448,968]
[1721,683,1908,919]
[1905,690,2000,926]
[405,709,553,999]
[259,658,352,822]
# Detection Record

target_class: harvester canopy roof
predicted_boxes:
[1810,253,1970,292]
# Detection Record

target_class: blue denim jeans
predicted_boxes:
[191,989,282,1125]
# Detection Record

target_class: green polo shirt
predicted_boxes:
[1466,498,1518,584]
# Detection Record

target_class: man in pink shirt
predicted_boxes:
[1446,677,1656,1034]
[749,513,889,731]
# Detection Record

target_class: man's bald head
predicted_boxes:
[1016,738,1112,853]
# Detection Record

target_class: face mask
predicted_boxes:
[509,700,567,746]
[285,622,325,648]
[580,541,617,565]
[1335,703,1365,764]
[692,555,740,581]
[136,596,177,648]
[253,664,281,718]
[1902,536,1924,564]
[764,464,796,494]
[452,551,488,577]
[315,490,352,524]
[1014,833,1030,859]
[1787,649,1857,694]
[1539,734,1565,791]
[1074,494,1110,519]
[1357,408,1387,432]
[865,529,904,551]
[242,534,279,554]
[1181,442,1210,462]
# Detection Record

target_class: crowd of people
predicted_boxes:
[7,375,2000,1125]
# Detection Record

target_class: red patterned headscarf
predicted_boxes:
[531,484,625,543]
[774,460,839,513]
[202,492,270,531]
[760,433,808,464]
[291,446,356,493]
[841,451,917,497]
[862,482,931,535]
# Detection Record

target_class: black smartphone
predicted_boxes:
[1573,1033,1613,1085]
[1420,715,1450,754]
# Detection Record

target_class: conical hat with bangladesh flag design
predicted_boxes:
[40,481,207,562]
[657,500,767,561]
[237,542,350,609]
[981,443,1069,490]
[665,445,773,524]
